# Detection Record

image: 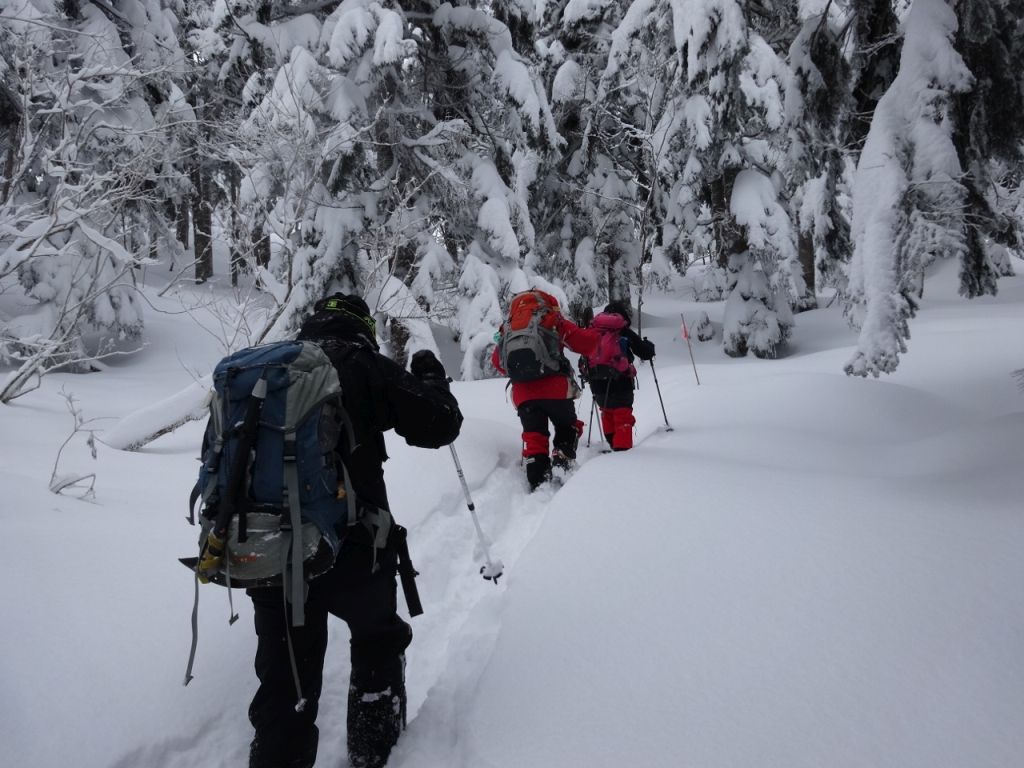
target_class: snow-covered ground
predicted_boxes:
[2,259,1023,768]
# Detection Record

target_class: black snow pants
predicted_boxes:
[517,398,582,488]
[590,375,635,410]
[247,538,412,768]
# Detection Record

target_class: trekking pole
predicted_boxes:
[587,397,596,447]
[449,445,505,582]
[681,313,701,386]
[649,358,673,432]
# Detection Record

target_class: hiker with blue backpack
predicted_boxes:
[185,294,463,768]
[580,301,656,451]
[490,289,601,491]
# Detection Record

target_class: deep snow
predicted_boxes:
[1,258,1022,768]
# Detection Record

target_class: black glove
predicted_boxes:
[639,337,656,361]
[410,349,447,382]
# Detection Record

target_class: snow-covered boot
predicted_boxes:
[348,655,406,768]
[553,448,575,470]
[525,454,552,491]
[249,728,318,768]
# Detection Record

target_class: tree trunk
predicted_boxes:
[228,166,244,287]
[1,102,23,205]
[191,164,213,283]
[709,176,730,270]
[388,318,410,370]
[390,238,418,282]
[176,196,190,254]
[255,233,270,270]
[795,229,818,311]
[606,244,628,305]
[710,168,745,269]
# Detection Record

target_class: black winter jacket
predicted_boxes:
[303,335,463,514]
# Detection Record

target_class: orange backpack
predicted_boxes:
[499,290,565,381]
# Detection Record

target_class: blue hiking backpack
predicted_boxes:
[181,338,425,696]
[186,337,373,585]
[181,340,396,680]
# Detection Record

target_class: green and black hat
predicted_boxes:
[299,293,378,348]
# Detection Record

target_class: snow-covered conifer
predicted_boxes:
[846,0,903,151]
[845,0,971,377]
[951,0,1024,296]
[0,0,183,401]
[644,0,798,357]
[785,10,853,307]
[529,0,625,320]
[428,3,564,377]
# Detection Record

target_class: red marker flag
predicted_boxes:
[680,312,700,385]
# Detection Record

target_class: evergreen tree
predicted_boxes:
[845,0,971,377]
[530,0,625,320]
[785,9,853,308]
[203,2,558,377]
[651,0,799,358]
[426,2,563,378]
[0,0,184,401]
[952,0,1024,297]
[846,0,902,151]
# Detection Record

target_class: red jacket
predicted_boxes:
[492,315,601,407]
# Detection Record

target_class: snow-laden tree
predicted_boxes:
[564,0,651,310]
[204,2,559,377]
[784,9,853,308]
[627,0,799,357]
[427,2,564,378]
[844,0,972,378]
[846,0,903,151]
[212,2,423,342]
[951,0,1024,296]
[0,0,186,402]
[524,0,627,321]
[171,0,289,287]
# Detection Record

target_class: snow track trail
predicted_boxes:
[306,416,607,768]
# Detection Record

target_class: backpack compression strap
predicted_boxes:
[280,401,358,631]
[282,438,307,627]
[188,393,225,525]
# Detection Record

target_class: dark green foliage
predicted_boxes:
[846,0,902,150]
[788,13,854,299]
[953,0,1024,297]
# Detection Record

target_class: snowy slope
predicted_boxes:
[2,260,1023,768]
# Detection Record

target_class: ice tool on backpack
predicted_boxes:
[195,372,269,581]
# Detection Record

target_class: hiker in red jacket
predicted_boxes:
[491,290,601,490]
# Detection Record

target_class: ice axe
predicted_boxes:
[449,445,504,582]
